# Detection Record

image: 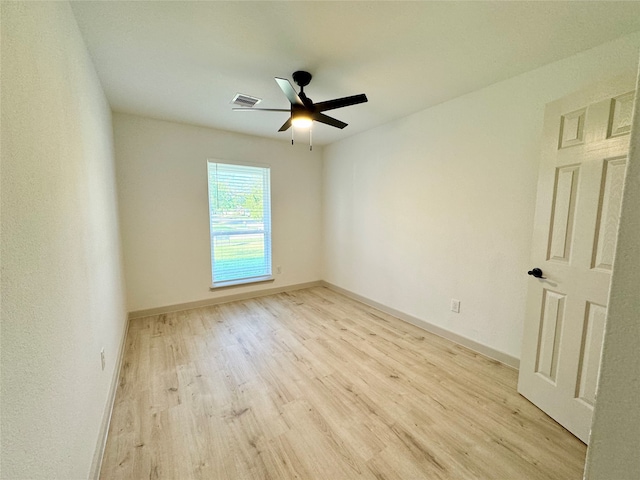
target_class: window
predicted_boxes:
[207,161,272,287]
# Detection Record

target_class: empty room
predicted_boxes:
[2,1,640,479]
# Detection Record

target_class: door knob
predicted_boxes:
[527,268,546,279]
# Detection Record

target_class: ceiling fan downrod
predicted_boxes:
[292,71,312,91]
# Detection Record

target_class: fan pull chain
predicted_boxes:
[309,125,313,151]
[291,128,294,145]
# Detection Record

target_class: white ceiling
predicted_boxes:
[71,1,640,146]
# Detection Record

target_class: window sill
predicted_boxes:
[210,275,274,290]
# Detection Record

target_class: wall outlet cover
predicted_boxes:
[451,299,461,313]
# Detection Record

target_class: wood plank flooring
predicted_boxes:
[100,286,586,479]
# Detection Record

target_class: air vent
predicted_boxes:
[231,93,261,108]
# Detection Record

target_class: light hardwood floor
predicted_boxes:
[100,286,586,479]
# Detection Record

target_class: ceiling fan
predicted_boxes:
[233,71,368,134]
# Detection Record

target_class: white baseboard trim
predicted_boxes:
[321,281,520,370]
[89,314,130,480]
[128,281,323,320]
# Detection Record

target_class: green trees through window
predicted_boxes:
[207,162,272,286]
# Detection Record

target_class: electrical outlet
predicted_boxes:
[100,348,106,371]
[276,265,282,274]
[451,299,461,313]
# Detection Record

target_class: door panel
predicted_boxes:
[592,157,627,270]
[518,75,635,444]
[575,301,607,407]
[548,165,579,262]
[535,289,566,383]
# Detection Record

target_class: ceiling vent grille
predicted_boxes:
[231,93,261,108]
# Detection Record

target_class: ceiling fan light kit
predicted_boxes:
[291,116,313,128]
[233,70,368,150]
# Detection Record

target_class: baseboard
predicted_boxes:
[89,314,130,480]
[128,280,519,369]
[128,281,323,320]
[321,281,520,370]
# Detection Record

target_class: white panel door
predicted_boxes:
[518,75,636,444]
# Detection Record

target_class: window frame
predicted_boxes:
[207,159,273,289]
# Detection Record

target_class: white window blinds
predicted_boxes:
[207,161,272,286]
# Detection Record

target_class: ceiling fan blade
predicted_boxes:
[313,113,348,129]
[314,94,368,112]
[278,117,293,132]
[275,77,304,106]
[232,108,290,112]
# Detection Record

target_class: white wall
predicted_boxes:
[323,33,640,359]
[113,113,323,312]
[0,2,128,479]
[585,63,640,480]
